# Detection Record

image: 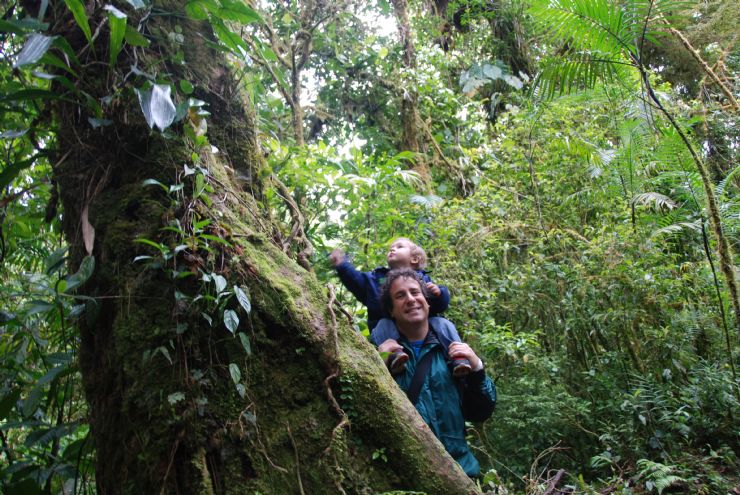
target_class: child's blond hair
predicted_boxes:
[393,237,427,269]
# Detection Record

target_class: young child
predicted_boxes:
[330,238,471,376]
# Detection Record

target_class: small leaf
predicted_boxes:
[236,383,246,398]
[104,5,127,66]
[124,0,147,8]
[238,332,251,355]
[45,246,68,275]
[136,84,177,131]
[234,285,251,313]
[142,178,168,192]
[65,255,95,292]
[179,79,194,94]
[228,362,241,384]
[14,33,55,68]
[124,24,150,47]
[88,117,113,128]
[213,274,227,294]
[64,0,92,43]
[0,129,28,139]
[217,0,262,24]
[202,312,213,326]
[223,309,239,334]
[167,392,185,404]
[185,0,213,20]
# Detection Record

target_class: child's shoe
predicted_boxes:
[451,358,471,378]
[386,351,409,375]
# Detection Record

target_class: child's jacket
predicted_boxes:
[334,258,450,330]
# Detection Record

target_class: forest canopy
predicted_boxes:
[0,0,738,494]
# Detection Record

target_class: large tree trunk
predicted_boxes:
[47,1,478,493]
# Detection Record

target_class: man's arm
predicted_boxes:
[448,342,496,422]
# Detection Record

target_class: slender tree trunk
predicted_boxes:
[390,0,431,186]
[47,2,479,493]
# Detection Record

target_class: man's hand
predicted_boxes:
[426,282,442,298]
[378,339,404,355]
[448,342,483,371]
[329,248,345,267]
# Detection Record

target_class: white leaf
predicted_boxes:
[482,63,503,80]
[124,0,147,9]
[224,309,239,334]
[103,5,126,18]
[503,74,523,90]
[14,34,55,68]
[234,285,251,313]
[214,274,227,294]
[136,84,176,131]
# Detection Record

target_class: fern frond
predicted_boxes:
[653,220,701,238]
[632,191,677,211]
[716,165,740,199]
[393,169,424,188]
[534,51,629,97]
[529,0,635,55]
[409,194,444,209]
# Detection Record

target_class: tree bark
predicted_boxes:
[47,1,480,493]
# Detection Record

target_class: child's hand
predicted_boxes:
[426,282,441,298]
[329,249,345,267]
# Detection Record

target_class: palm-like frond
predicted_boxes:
[534,51,629,97]
[529,0,685,97]
[530,0,633,55]
[632,191,678,211]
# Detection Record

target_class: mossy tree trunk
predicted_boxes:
[46,1,479,493]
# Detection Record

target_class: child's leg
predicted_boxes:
[370,318,402,347]
[429,317,471,377]
[371,318,408,375]
[429,317,462,346]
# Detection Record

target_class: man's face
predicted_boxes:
[387,239,415,268]
[389,276,429,326]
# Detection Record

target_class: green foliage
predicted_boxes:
[1,0,737,492]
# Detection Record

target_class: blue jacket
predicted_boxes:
[395,327,497,477]
[334,259,451,330]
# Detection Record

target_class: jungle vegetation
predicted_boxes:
[0,0,737,493]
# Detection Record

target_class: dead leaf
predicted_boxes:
[81,204,95,255]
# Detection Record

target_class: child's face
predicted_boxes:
[387,239,416,268]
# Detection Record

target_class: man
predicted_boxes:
[377,268,497,477]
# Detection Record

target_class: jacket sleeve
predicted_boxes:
[334,258,369,305]
[460,369,496,422]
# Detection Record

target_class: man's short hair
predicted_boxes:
[393,237,428,269]
[380,268,430,316]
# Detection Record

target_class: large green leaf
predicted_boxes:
[104,5,127,66]
[64,0,92,43]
